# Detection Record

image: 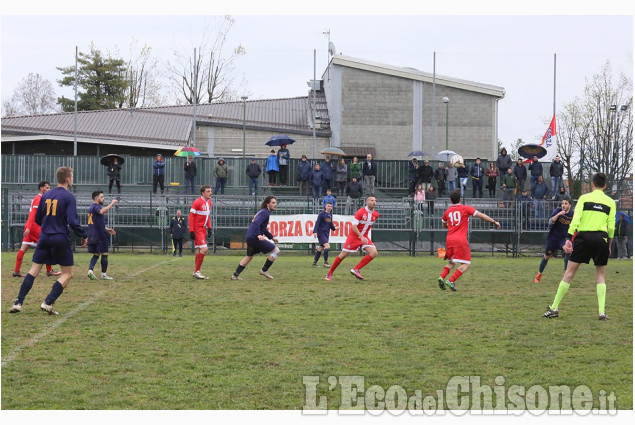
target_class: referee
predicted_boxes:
[543,173,616,320]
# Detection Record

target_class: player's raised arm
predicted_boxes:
[475,211,501,229]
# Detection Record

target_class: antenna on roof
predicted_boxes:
[328,42,336,56]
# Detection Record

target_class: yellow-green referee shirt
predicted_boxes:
[568,189,616,238]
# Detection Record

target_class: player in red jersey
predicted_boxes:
[437,189,500,291]
[325,195,379,281]
[189,185,213,279]
[13,181,61,278]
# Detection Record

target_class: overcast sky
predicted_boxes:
[1,3,633,153]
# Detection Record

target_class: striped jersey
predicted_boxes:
[569,189,616,238]
[189,196,212,231]
[352,206,379,238]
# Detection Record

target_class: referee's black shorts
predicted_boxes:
[570,231,610,266]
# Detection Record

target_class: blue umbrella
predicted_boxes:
[408,150,428,157]
[616,211,632,225]
[266,135,296,147]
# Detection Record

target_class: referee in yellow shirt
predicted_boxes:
[543,173,616,320]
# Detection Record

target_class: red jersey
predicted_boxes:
[442,203,477,243]
[188,197,212,231]
[351,206,379,238]
[25,193,43,233]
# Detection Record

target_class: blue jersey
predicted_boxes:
[314,211,336,243]
[323,195,337,209]
[34,186,86,238]
[246,208,274,240]
[548,207,574,241]
[87,203,108,244]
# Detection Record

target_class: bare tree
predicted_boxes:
[2,73,59,117]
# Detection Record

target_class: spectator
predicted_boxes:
[496,148,512,188]
[296,155,312,196]
[457,163,468,197]
[549,155,565,199]
[408,158,419,196]
[321,155,334,195]
[345,176,362,215]
[516,189,532,229]
[435,162,448,196]
[362,154,377,196]
[414,183,426,210]
[335,158,348,197]
[246,157,261,196]
[485,161,499,198]
[615,213,630,259]
[213,157,228,195]
[107,158,122,194]
[266,149,279,186]
[417,159,434,191]
[169,209,187,257]
[152,154,165,194]
[529,155,543,188]
[502,168,516,202]
[323,188,337,209]
[348,156,363,181]
[426,185,437,216]
[277,144,291,186]
[446,162,457,193]
[554,185,569,201]
[310,163,325,199]
[184,155,197,195]
[513,158,527,194]
[532,175,550,218]
[470,158,485,198]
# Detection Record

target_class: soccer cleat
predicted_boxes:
[9,303,22,313]
[534,273,542,283]
[40,302,59,315]
[598,313,610,321]
[323,262,330,267]
[101,274,114,280]
[193,271,209,280]
[325,273,332,281]
[46,270,62,277]
[542,306,559,318]
[437,277,447,290]
[312,262,317,267]
[12,272,25,278]
[259,270,274,280]
[445,279,456,291]
[231,275,243,281]
[87,270,97,280]
[350,269,364,280]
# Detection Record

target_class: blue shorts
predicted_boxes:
[32,233,74,267]
[317,234,330,246]
[246,237,276,257]
[544,238,566,256]
[87,239,109,254]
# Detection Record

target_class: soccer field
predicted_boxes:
[1,252,632,410]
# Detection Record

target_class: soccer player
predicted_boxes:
[325,195,379,281]
[13,181,61,278]
[86,191,118,280]
[313,202,338,267]
[437,189,501,291]
[189,185,213,279]
[9,166,87,315]
[543,173,616,320]
[534,196,574,283]
[231,196,280,280]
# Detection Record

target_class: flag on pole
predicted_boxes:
[540,114,558,161]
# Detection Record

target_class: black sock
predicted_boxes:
[101,255,108,274]
[234,265,246,276]
[262,259,274,272]
[16,273,35,304]
[45,281,64,305]
[89,255,99,271]
[313,250,322,263]
[323,249,329,263]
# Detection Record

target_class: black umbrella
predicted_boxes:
[265,135,296,147]
[518,144,547,159]
[100,154,125,166]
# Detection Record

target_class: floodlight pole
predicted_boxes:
[241,96,248,158]
[442,97,449,151]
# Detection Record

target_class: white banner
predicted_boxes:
[266,214,362,243]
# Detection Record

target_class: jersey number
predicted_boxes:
[448,211,461,226]
[44,199,58,216]
[88,213,93,225]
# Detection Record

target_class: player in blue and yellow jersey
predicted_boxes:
[543,173,616,320]
[312,201,338,267]
[534,196,574,283]
[86,190,118,281]
[9,166,87,315]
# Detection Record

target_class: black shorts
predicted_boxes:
[570,231,610,266]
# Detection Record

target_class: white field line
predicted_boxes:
[2,258,177,368]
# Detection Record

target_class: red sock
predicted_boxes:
[440,266,451,279]
[194,253,204,273]
[449,269,463,283]
[328,256,342,274]
[354,255,374,270]
[46,264,52,273]
[15,250,25,273]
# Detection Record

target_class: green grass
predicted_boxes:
[1,252,632,410]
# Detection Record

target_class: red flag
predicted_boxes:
[541,114,557,147]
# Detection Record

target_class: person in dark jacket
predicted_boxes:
[529,155,543,188]
[485,162,499,198]
[107,158,122,194]
[362,154,378,196]
[152,154,165,194]
[434,163,448,196]
[615,213,630,259]
[470,158,485,198]
[417,160,434,191]
[277,144,291,186]
[184,155,197,194]
[296,155,312,196]
[516,189,532,229]
[213,158,228,195]
[169,210,187,257]
[321,156,334,195]
[334,158,348,196]
[496,148,512,188]
[310,163,325,199]
[513,158,527,194]
[246,158,261,196]
[531,175,550,218]
[408,158,419,196]
[345,176,362,215]
[549,156,565,198]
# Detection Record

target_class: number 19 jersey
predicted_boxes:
[442,204,478,245]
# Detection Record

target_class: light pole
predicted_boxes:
[442,97,449,150]
[241,96,248,158]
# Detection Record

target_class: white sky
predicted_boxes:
[1,2,633,153]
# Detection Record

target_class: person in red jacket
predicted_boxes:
[189,185,212,279]
[13,181,61,278]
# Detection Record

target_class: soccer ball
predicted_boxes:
[449,154,464,168]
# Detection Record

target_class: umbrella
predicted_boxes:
[518,144,547,159]
[320,147,346,157]
[408,150,429,158]
[174,147,201,157]
[435,150,457,162]
[100,154,125,166]
[265,135,296,147]
[616,211,632,225]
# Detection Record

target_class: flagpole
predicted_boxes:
[553,53,557,116]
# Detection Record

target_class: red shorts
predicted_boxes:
[445,241,471,264]
[193,228,208,248]
[22,227,41,246]
[342,234,374,252]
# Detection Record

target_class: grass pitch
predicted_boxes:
[1,252,632,410]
